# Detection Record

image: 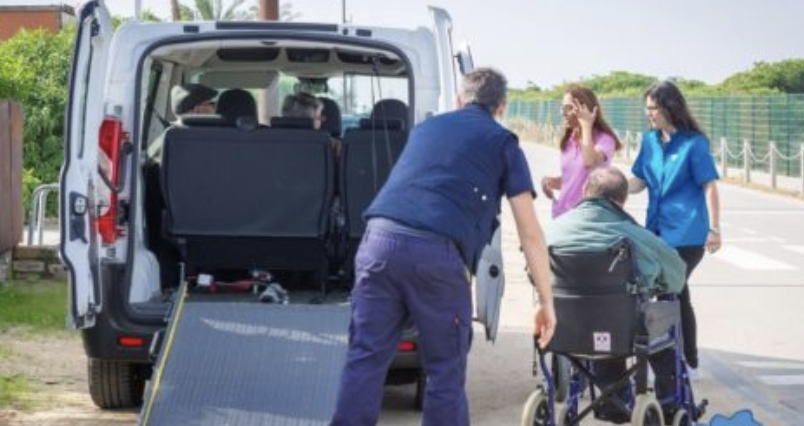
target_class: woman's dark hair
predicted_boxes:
[560,85,622,152]
[644,81,703,134]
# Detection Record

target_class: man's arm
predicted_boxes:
[508,192,555,348]
[630,226,687,294]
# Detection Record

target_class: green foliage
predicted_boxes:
[511,60,804,101]
[0,280,68,332]
[721,59,804,94]
[0,27,74,215]
[181,0,254,20]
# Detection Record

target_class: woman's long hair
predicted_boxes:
[644,81,704,134]
[560,85,622,152]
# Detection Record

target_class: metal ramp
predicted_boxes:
[139,291,350,426]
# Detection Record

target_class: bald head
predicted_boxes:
[584,166,628,206]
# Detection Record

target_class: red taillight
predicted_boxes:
[118,336,145,348]
[98,117,125,244]
[397,340,417,352]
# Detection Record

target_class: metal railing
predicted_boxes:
[27,183,59,246]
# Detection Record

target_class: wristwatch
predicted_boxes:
[709,227,721,236]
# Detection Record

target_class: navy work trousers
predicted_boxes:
[330,225,472,426]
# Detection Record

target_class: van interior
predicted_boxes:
[134,38,412,303]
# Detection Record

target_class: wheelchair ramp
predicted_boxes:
[139,299,350,426]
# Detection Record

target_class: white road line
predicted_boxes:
[784,245,804,256]
[738,361,804,370]
[713,246,797,270]
[758,375,804,386]
[725,237,780,243]
[742,228,759,235]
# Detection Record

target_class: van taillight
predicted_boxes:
[98,117,125,244]
[398,340,417,352]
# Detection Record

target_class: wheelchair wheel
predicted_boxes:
[671,408,691,426]
[550,354,571,403]
[631,394,663,426]
[521,388,550,426]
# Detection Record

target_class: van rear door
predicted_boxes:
[429,7,474,112]
[59,0,113,328]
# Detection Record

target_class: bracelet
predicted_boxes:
[709,228,720,236]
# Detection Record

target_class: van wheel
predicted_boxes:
[87,358,146,408]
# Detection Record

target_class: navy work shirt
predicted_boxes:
[365,104,535,272]
[631,129,719,247]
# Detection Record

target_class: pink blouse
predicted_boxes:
[552,131,617,218]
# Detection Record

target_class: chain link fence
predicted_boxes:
[508,94,804,178]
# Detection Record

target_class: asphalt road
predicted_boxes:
[378,142,804,426]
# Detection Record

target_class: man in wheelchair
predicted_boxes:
[539,166,703,425]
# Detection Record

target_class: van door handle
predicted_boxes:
[69,192,88,244]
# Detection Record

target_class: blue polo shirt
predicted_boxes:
[631,130,719,247]
[365,105,535,271]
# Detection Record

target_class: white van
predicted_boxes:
[60,0,473,410]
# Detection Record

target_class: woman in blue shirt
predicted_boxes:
[629,81,722,375]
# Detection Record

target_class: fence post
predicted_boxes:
[800,143,804,196]
[769,141,777,189]
[743,139,751,184]
[720,136,728,179]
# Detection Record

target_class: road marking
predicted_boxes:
[784,245,804,256]
[742,228,759,235]
[757,375,804,386]
[713,246,797,270]
[725,237,782,243]
[738,361,804,370]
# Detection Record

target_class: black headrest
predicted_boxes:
[270,116,315,129]
[318,97,342,138]
[216,89,257,125]
[180,114,230,127]
[370,99,408,129]
[358,118,405,131]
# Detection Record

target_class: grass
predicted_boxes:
[0,374,32,410]
[0,344,14,359]
[0,279,68,333]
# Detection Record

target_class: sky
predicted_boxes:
[102,0,804,89]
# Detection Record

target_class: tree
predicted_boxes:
[721,59,804,94]
[179,0,254,21]
[0,27,74,213]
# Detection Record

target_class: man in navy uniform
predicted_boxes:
[330,68,556,426]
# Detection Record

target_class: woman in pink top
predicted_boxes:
[542,86,622,217]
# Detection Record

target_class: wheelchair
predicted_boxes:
[521,238,707,426]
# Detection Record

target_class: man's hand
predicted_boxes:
[534,302,556,349]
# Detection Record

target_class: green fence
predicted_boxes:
[508,95,804,177]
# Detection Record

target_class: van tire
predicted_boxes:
[87,358,146,409]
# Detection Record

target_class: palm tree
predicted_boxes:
[179,0,255,21]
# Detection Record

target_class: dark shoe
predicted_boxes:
[686,356,699,369]
[594,403,631,424]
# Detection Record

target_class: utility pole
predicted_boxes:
[258,0,279,20]
[342,0,346,23]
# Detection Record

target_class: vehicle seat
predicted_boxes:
[338,99,409,279]
[368,98,408,130]
[161,125,335,278]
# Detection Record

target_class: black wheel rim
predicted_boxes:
[534,399,550,426]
